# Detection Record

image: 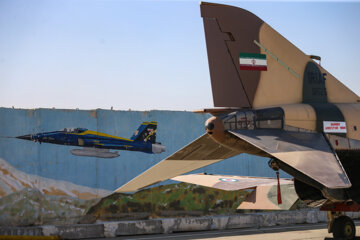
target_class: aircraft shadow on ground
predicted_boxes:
[324,238,360,240]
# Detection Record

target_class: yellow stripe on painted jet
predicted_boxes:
[141,121,157,125]
[71,130,133,141]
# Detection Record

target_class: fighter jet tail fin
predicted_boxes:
[131,121,158,143]
[201,2,359,108]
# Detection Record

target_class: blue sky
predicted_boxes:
[0,0,359,110]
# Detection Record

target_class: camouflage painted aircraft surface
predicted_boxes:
[115,2,360,239]
[172,173,298,210]
[17,121,165,158]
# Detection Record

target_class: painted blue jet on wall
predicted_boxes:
[16,121,165,158]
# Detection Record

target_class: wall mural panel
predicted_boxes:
[0,108,282,226]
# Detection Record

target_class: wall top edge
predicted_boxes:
[0,107,210,114]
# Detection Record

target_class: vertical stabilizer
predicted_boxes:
[201,2,359,108]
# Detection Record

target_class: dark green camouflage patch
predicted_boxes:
[84,183,250,221]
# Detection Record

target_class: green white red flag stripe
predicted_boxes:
[239,53,267,71]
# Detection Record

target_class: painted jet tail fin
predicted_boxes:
[130,121,158,144]
[201,2,358,108]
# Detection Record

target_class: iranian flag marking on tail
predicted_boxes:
[239,53,267,71]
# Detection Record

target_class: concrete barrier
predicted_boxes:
[162,217,213,233]
[115,219,163,235]
[55,224,104,239]
[0,226,43,236]
[210,215,230,230]
[1,209,358,239]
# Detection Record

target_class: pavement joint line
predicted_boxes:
[0,236,60,240]
[126,224,320,240]
[120,223,330,240]
[122,221,360,240]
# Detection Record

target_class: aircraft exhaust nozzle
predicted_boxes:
[205,122,214,131]
[70,148,120,158]
[152,143,166,154]
[205,116,224,134]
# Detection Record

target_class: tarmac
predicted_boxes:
[92,222,360,240]
[0,210,359,239]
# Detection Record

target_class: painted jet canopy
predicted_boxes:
[59,128,87,133]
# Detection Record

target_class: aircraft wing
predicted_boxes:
[115,134,240,193]
[172,173,293,191]
[172,173,297,210]
[229,130,351,189]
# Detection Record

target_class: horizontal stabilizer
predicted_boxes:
[172,173,297,210]
[115,134,240,193]
[172,173,293,191]
[230,130,351,189]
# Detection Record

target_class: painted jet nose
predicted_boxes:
[16,134,33,141]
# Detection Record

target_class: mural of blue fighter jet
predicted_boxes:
[16,121,165,158]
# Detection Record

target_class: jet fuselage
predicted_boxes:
[17,128,165,154]
[205,103,360,204]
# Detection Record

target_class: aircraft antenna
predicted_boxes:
[310,55,321,66]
